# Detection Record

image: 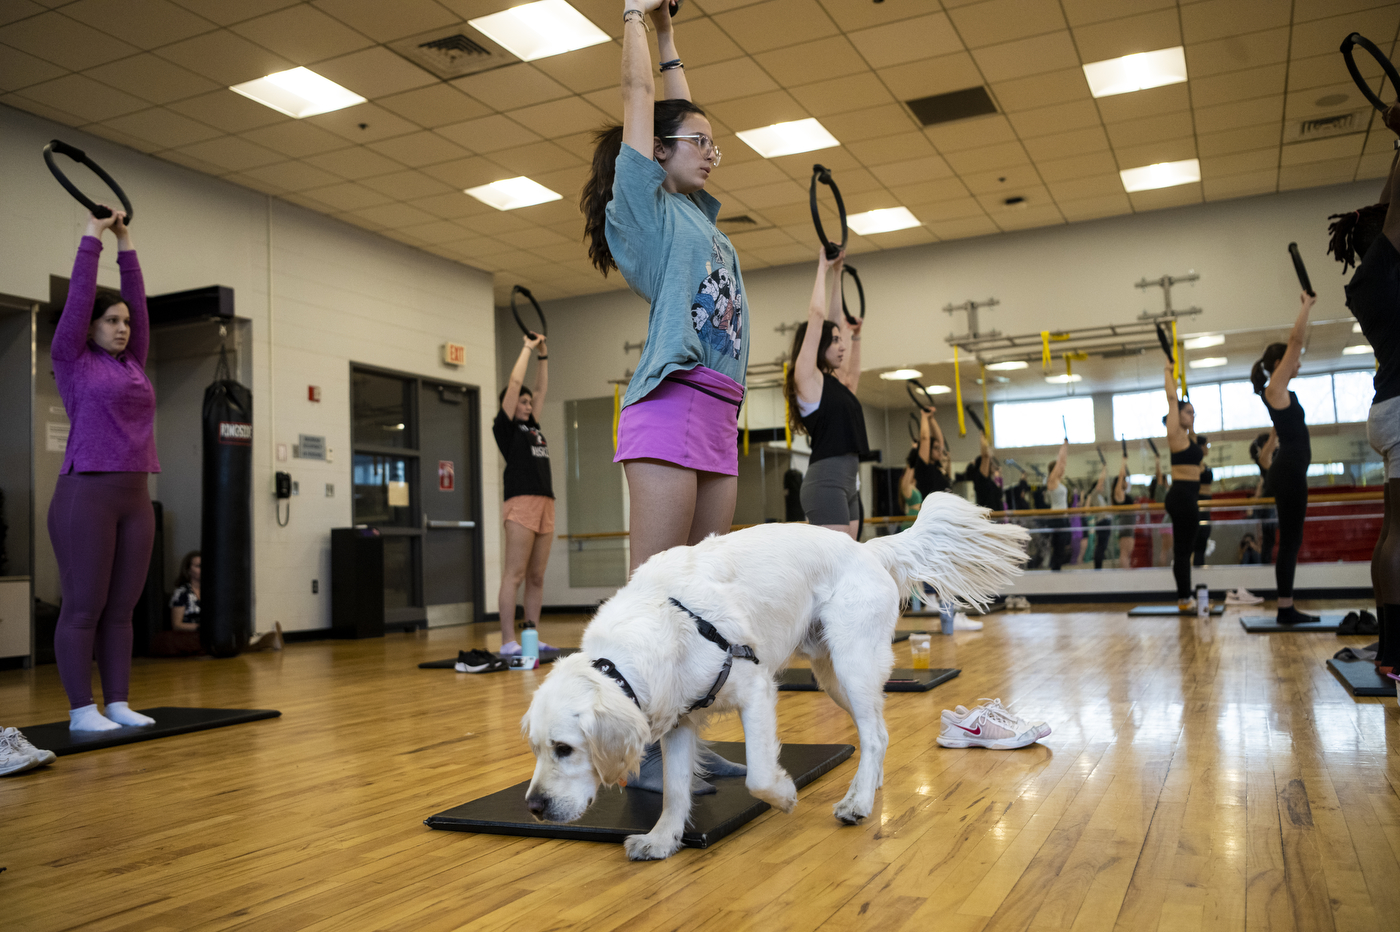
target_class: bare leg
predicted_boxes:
[818,520,860,540]
[624,459,697,574]
[624,723,698,861]
[497,520,534,645]
[688,471,738,544]
[521,527,551,627]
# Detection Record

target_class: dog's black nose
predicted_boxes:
[526,795,548,818]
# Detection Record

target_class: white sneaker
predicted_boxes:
[953,613,983,631]
[937,698,1050,750]
[1225,588,1264,605]
[0,726,54,776]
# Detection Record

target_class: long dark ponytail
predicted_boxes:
[1250,342,1287,396]
[581,99,709,275]
[782,320,837,436]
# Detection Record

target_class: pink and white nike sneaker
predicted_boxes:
[936,698,1050,750]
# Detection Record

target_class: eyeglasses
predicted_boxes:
[663,133,721,167]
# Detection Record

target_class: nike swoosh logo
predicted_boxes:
[956,724,981,735]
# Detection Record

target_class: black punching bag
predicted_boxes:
[201,345,252,658]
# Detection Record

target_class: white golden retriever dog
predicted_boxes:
[522,492,1028,860]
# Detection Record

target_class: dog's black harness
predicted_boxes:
[591,599,761,716]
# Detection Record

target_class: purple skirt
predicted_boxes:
[614,366,743,476]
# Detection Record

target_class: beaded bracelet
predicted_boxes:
[659,58,683,72]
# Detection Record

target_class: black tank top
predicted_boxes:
[801,373,869,464]
[1169,441,1203,466]
[1266,390,1311,460]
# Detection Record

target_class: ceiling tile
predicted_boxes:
[452,63,570,110]
[304,145,404,179]
[1278,157,1358,191]
[1285,52,1374,97]
[167,88,288,132]
[420,155,512,189]
[845,131,937,166]
[926,214,999,239]
[993,203,1065,232]
[169,0,300,27]
[1180,0,1291,45]
[1193,96,1283,136]
[305,102,421,142]
[580,86,623,123]
[990,67,1090,112]
[1127,181,1201,210]
[1,91,85,125]
[1102,111,1193,150]
[82,54,218,105]
[1113,137,1197,170]
[1094,82,1189,122]
[890,176,971,207]
[350,200,440,228]
[944,140,1030,174]
[868,155,954,187]
[154,29,294,86]
[311,0,460,43]
[1199,147,1278,178]
[496,226,572,250]
[61,0,214,50]
[1060,0,1175,28]
[457,209,535,236]
[0,44,67,91]
[0,1,45,28]
[816,0,943,32]
[1278,134,1365,167]
[485,139,582,176]
[1005,99,1102,138]
[242,120,354,157]
[1196,122,1281,157]
[1355,150,1392,181]
[175,134,284,171]
[103,106,224,147]
[924,114,1018,153]
[726,178,807,209]
[1024,124,1110,161]
[0,11,140,69]
[299,180,394,210]
[961,163,1044,196]
[1057,192,1132,220]
[712,158,790,190]
[707,89,809,132]
[683,56,779,104]
[818,103,916,143]
[313,46,438,99]
[531,41,622,94]
[1047,173,1125,202]
[947,0,1068,48]
[665,15,746,67]
[1288,7,1400,61]
[16,72,148,121]
[1201,168,1277,201]
[863,225,936,249]
[82,121,162,153]
[359,168,454,199]
[376,83,490,128]
[1073,9,1181,64]
[222,169,287,195]
[240,159,344,190]
[754,35,866,86]
[395,218,475,242]
[876,51,983,103]
[404,191,491,220]
[972,31,1080,83]
[366,129,471,167]
[789,72,895,118]
[435,113,541,152]
[712,0,840,55]
[847,11,962,69]
[510,196,582,227]
[1035,148,1118,181]
[229,4,375,65]
[1189,63,1285,109]
[1183,27,1288,79]
[506,95,612,139]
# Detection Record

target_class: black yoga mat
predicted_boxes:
[418,647,579,669]
[424,741,855,848]
[1240,614,1348,633]
[777,667,959,693]
[1326,659,1397,697]
[19,707,280,757]
[1128,605,1225,616]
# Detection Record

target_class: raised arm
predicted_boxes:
[1047,440,1069,490]
[825,252,861,391]
[54,213,122,363]
[621,0,668,156]
[653,7,690,102]
[1113,456,1128,503]
[1090,463,1107,497]
[1263,292,1316,408]
[794,250,834,407]
[531,336,549,411]
[501,333,544,417]
[1163,363,1188,450]
[112,213,147,368]
[978,433,993,477]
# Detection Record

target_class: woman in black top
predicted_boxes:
[905,408,949,498]
[1162,366,1204,610]
[1249,429,1277,564]
[493,332,555,654]
[1252,291,1318,624]
[785,248,866,538]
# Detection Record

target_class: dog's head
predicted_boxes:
[521,653,650,823]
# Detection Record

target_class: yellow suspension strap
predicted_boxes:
[782,361,792,449]
[1040,331,1051,370]
[981,364,991,440]
[953,345,966,437]
[612,384,621,452]
[1171,319,1188,399]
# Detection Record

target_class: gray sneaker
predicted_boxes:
[1,726,54,776]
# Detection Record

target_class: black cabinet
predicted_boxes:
[331,528,384,639]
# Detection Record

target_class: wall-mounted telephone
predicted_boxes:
[275,471,291,527]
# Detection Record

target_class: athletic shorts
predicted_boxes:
[801,454,859,525]
[614,366,742,476]
[503,495,555,535]
[1368,395,1400,479]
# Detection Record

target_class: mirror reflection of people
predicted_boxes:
[1046,440,1071,571]
[1162,372,1203,612]
[1249,429,1278,564]
[1192,436,1214,566]
[1252,291,1318,625]
[49,210,159,732]
[1239,534,1262,565]
[960,432,1004,511]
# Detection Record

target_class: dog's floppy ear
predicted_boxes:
[581,677,649,786]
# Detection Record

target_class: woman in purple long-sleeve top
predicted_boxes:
[50,210,161,732]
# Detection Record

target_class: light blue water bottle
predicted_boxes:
[521,622,539,660]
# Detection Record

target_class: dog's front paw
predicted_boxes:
[832,798,870,825]
[750,772,797,813]
[624,831,683,861]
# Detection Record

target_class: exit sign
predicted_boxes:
[443,342,466,366]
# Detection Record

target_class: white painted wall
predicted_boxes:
[1,103,499,632]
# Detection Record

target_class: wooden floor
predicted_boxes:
[2,602,1398,932]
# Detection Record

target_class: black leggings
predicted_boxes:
[1164,481,1199,599]
[1267,460,1309,598]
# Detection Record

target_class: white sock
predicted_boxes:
[69,704,121,732]
[104,702,155,727]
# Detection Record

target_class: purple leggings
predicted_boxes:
[48,472,154,708]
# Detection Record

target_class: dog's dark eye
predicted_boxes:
[554,743,573,758]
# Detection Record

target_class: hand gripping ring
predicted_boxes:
[810,164,847,260]
[906,379,933,412]
[841,264,865,326]
[510,285,547,338]
[1340,33,1400,113]
[43,140,134,224]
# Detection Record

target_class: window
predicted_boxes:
[1290,374,1336,425]
[1112,389,1164,441]
[1334,370,1373,423]
[993,396,1095,448]
[1186,383,1222,434]
[1219,380,1271,431]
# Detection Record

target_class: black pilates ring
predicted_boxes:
[43,139,134,224]
[668,0,683,15]
[1340,33,1400,113]
[964,405,985,435]
[510,284,547,338]
[908,412,920,443]
[1288,242,1314,297]
[840,264,865,326]
[906,379,933,412]
[809,164,847,261]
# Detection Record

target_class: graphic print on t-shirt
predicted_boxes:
[689,236,743,360]
[520,422,549,458]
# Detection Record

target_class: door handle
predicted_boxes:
[426,520,475,529]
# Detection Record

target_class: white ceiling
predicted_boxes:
[3,0,1397,306]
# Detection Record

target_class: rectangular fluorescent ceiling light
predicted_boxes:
[879,369,922,380]
[848,207,921,235]
[230,67,366,118]
[1083,47,1187,99]
[1188,356,1228,368]
[1183,333,1224,350]
[735,118,838,158]
[1343,344,1374,355]
[464,177,562,211]
[468,0,609,62]
[986,360,1028,371]
[1045,374,1082,383]
[1120,158,1200,193]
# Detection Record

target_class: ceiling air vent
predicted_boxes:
[718,215,759,227]
[1285,109,1365,144]
[390,27,513,79]
[905,87,998,127]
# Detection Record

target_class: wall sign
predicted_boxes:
[438,460,455,492]
[296,434,326,460]
[443,343,466,366]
